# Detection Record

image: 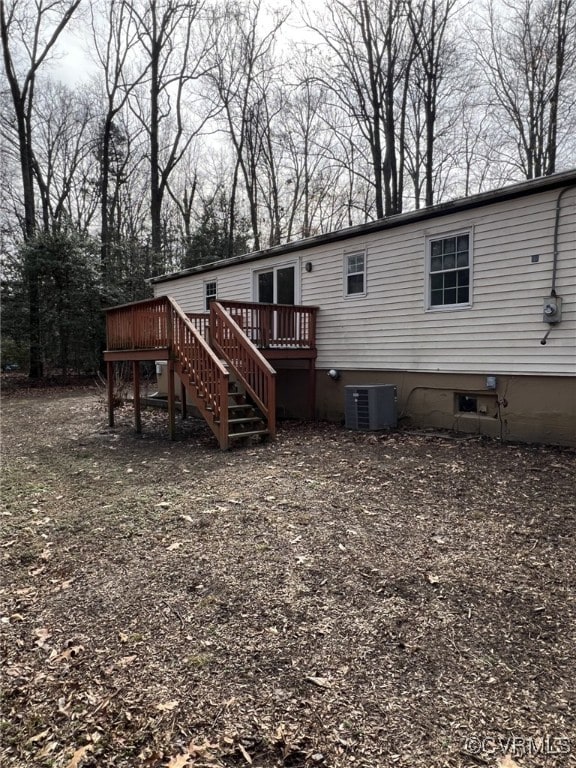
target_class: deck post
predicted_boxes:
[107,361,115,427]
[133,361,142,434]
[308,360,316,419]
[219,373,229,450]
[167,360,176,440]
[180,380,187,420]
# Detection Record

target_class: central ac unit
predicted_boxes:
[345,384,397,430]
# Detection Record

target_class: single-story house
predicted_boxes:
[105,169,576,447]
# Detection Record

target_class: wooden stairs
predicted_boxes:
[225,375,269,443]
[104,296,276,449]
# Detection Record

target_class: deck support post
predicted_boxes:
[107,361,115,427]
[133,361,142,434]
[308,360,317,419]
[167,360,176,441]
[180,380,187,420]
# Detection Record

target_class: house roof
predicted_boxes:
[150,168,576,285]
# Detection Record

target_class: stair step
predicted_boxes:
[228,429,270,440]
[228,416,264,425]
[228,403,253,411]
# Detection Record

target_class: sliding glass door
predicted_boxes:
[256,264,296,305]
[254,263,298,342]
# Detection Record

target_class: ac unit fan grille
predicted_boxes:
[356,389,370,429]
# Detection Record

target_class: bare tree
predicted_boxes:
[405,0,458,207]
[129,0,214,274]
[475,0,576,179]
[89,0,145,280]
[0,0,82,377]
[204,0,287,252]
[32,80,98,231]
[304,0,418,217]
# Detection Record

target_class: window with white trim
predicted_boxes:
[428,232,471,308]
[345,251,366,296]
[204,280,217,311]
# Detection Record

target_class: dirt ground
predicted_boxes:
[1,381,575,768]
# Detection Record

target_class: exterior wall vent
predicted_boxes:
[345,384,397,430]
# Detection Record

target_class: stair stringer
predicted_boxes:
[173,359,226,447]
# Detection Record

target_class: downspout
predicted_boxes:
[540,183,576,344]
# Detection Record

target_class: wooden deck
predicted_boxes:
[103,297,318,448]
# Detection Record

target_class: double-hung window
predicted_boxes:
[345,251,366,297]
[428,232,471,308]
[204,280,217,311]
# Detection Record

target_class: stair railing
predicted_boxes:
[168,300,229,447]
[210,301,276,439]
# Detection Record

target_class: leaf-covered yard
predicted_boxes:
[1,384,575,768]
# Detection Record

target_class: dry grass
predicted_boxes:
[1,386,575,768]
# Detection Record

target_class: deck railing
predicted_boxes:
[186,312,210,339]
[210,301,276,438]
[106,296,171,350]
[218,300,317,349]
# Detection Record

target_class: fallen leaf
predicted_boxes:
[165,755,190,768]
[65,744,92,768]
[498,756,521,768]
[156,501,171,508]
[305,675,332,689]
[53,644,84,663]
[238,742,253,764]
[58,697,72,716]
[34,627,52,648]
[36,741,58,758]
[156,700,179,712]
[427,573,440,584]
[167,542,182,551]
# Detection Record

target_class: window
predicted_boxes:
[345,251,366,296]
[204,280,217,311]
[428,232,471,308]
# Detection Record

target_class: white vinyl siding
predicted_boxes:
[153,186,576,376]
